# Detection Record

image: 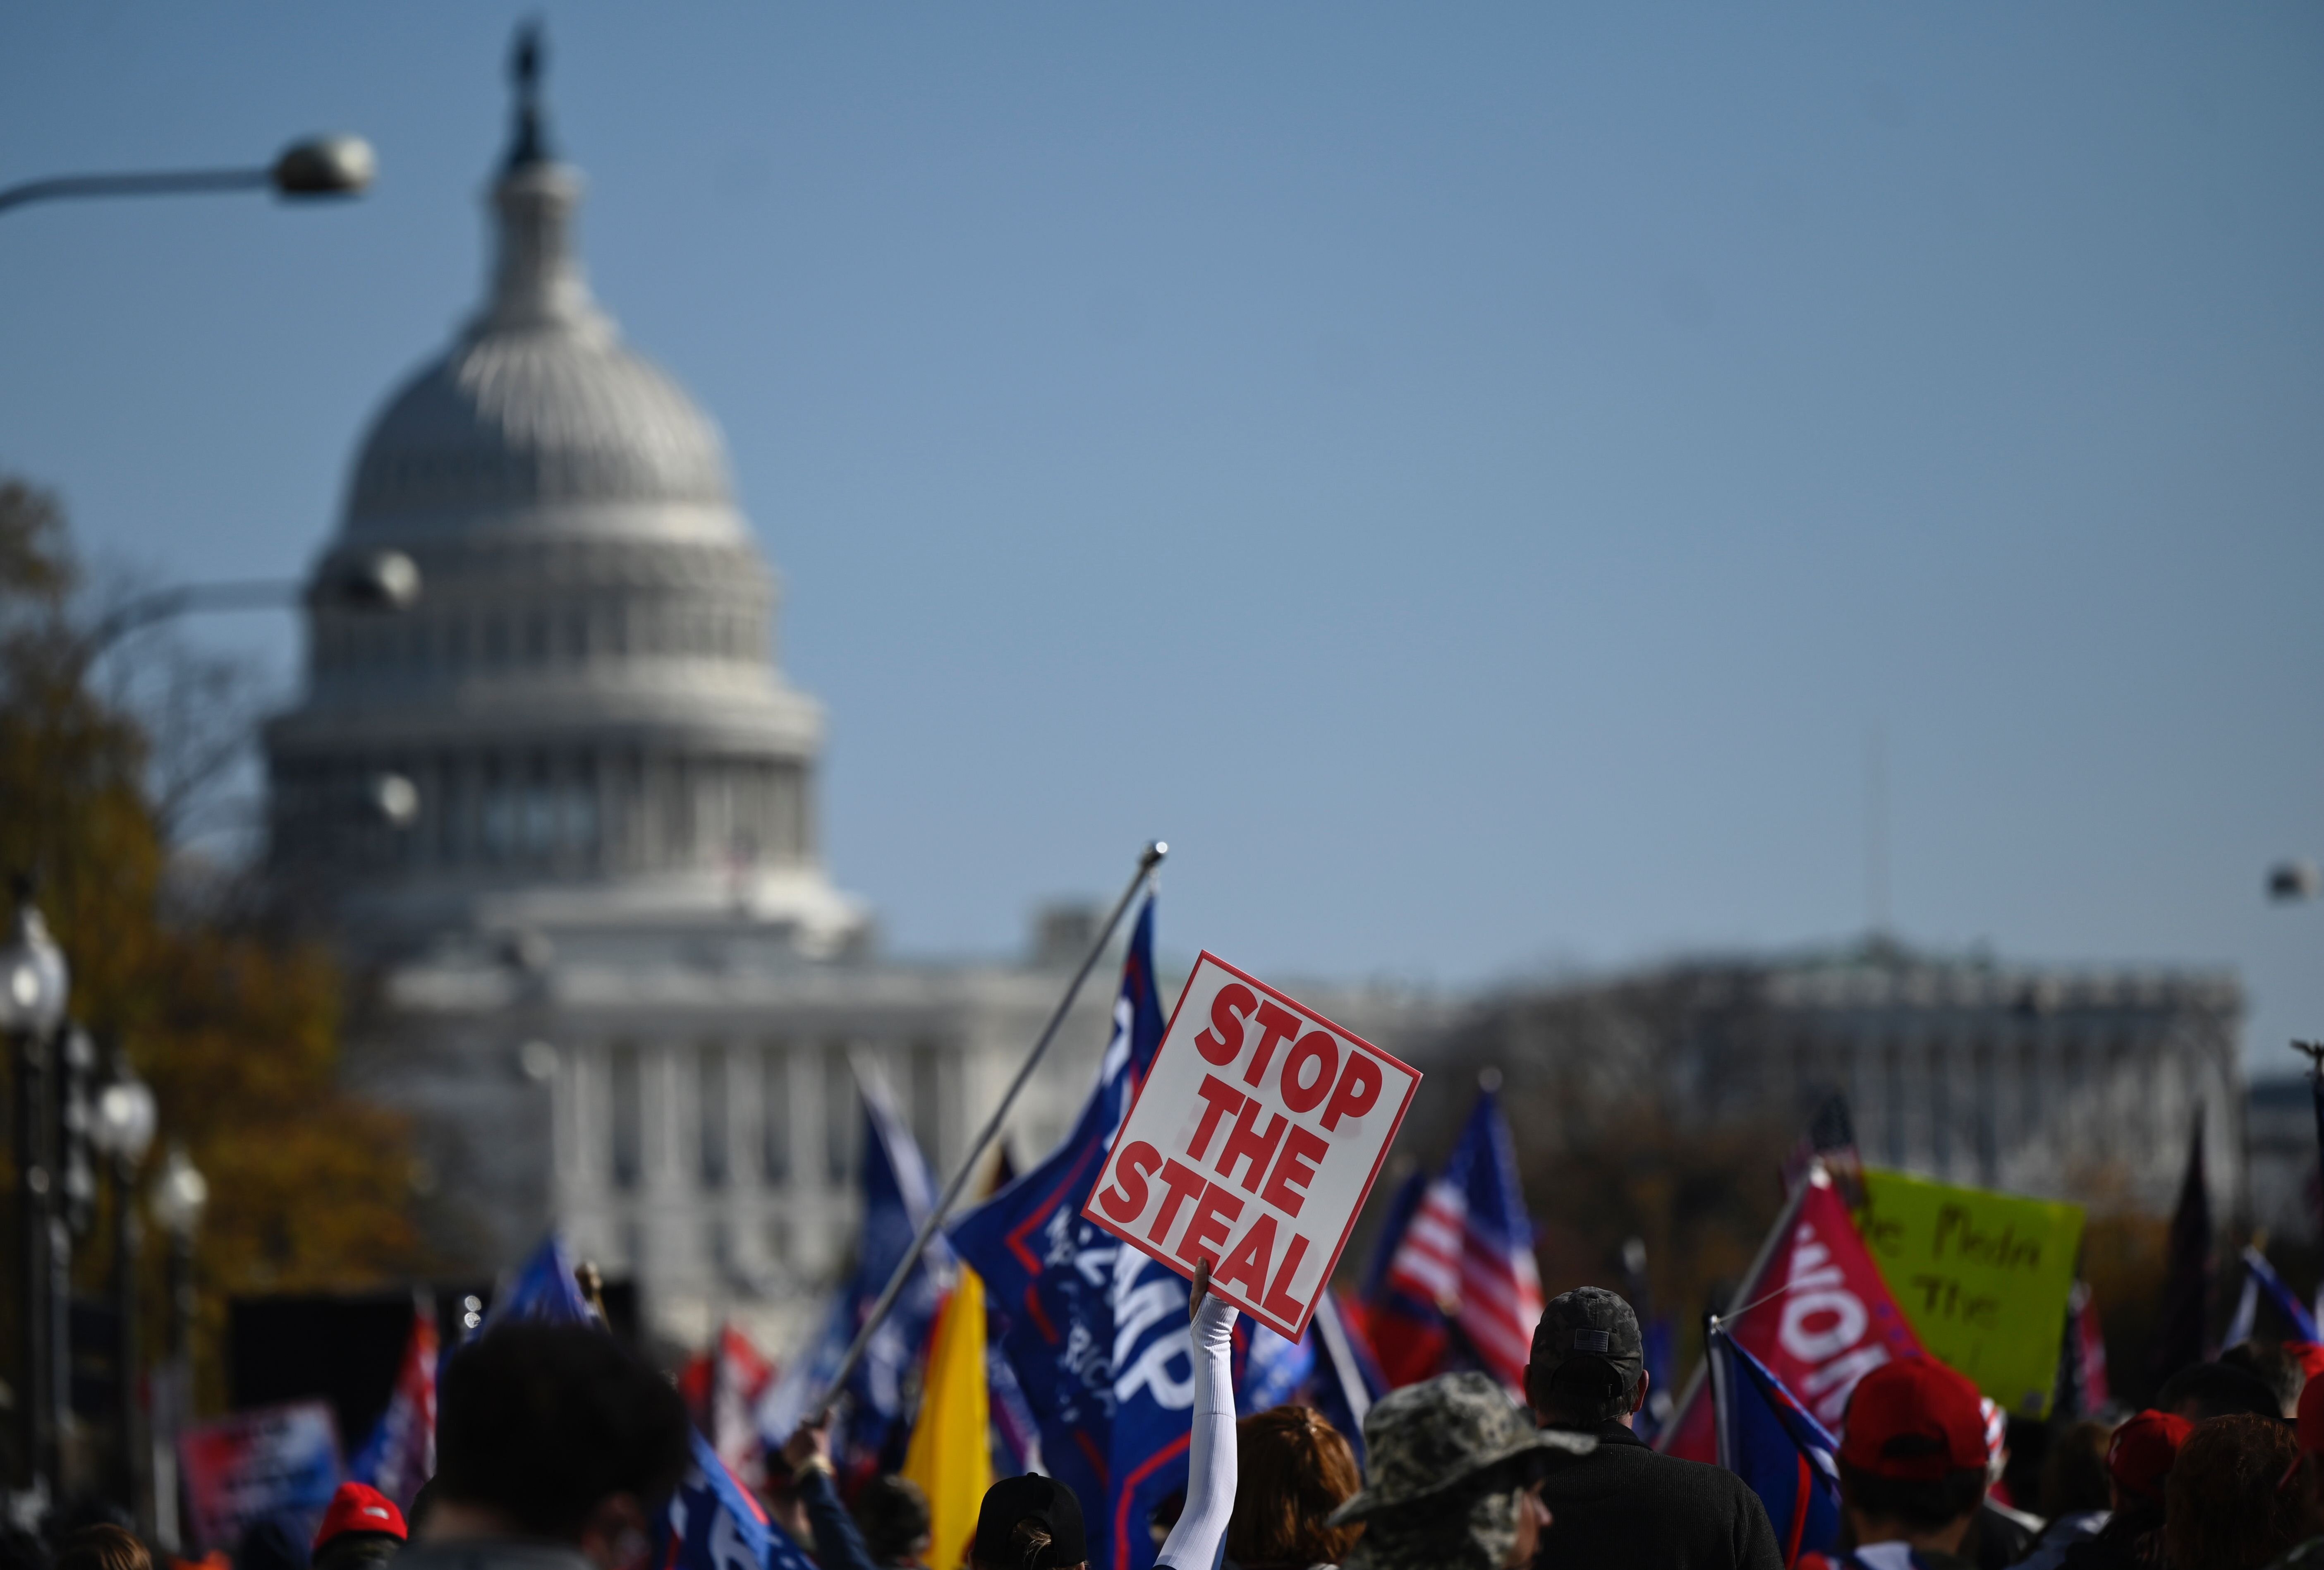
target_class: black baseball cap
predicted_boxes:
[973,1474,1086,1568]
[1531,1286,1644,1378]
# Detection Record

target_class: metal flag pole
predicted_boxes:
[810,839,1168,1418]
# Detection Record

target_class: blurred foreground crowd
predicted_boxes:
[9,1272,2324,1570]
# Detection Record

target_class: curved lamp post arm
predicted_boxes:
[82,550,420,665]
[0,168,270,214]
[0,136,375,217]
[87,580,302,656]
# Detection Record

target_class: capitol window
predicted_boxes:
[761,1044,791,1183]
[699,1042,729,1189]
[480,770,599,861]
[610,1043,641,1191]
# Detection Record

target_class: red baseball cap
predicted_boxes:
[2108,1409,2192,1504]
[313,1483,408,1551]
[1838,1357,1989,1481]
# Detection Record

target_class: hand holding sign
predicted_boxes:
[1082,952,1421,1340]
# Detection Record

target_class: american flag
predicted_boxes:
[1382,1082,1543,1394]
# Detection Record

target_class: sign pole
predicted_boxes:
[810,840,1168,1420]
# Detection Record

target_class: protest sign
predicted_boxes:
[179,1400,343,1553]
[1857,1168,2085,1418]
[1081,952,1421,1340]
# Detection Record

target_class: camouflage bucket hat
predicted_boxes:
[1326,1371,1596,1527]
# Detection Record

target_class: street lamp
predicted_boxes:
[91,1050,156,1531]
[148,1143,206,1552]
[2270,860,2321,904]
[0,882,68,1037]
[2,879,69,1504]
[0,134,376,216]
[86,548,423,664]
[151,1144,208,1348]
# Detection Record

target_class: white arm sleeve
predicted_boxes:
[1156,1291,1240,1570]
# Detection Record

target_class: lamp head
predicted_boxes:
[0,879,69,1036]
[273,135,376,198]
[151,1143,209,1238]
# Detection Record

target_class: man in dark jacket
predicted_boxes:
[1528,1287,1784,1570]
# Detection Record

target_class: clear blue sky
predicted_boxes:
[5,5,2321,1069]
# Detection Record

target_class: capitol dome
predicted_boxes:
[266,36,866,956]
[347,309,733,525]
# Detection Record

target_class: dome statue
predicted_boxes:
[266,25,867,958]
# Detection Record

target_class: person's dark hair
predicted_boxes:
[1224,1405,1364,1568]
[1541,1356,1637,1426]
[852,1475,932,1566]
[2163,1414,2303,1570]
[2155,1361,2282,1422]
[234,1517,307,1570]
[0,1525,48,1570]
[53,1526,148,1570]
[435,1323,691,1540]
[1838,1461,1987,1534]
[2219,1342,2304,1419]
[2040,1419,2114,1517]
[311,1538,398,1570]
[1003,1520,1055,1570]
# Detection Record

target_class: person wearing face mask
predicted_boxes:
[401,1324,692,1570]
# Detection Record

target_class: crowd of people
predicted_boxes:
[12,1276,2324,1570]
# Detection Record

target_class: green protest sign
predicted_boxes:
[1856,1168,2085,1418]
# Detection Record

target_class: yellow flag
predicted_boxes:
[902,1265,993,1570]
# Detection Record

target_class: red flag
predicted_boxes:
[710,1323,775,1484]
[1661,1167,1920,1461]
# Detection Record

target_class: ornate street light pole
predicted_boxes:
[91,1050,156,1529]
[148,1144,206,1553]
[0,878,70,1509]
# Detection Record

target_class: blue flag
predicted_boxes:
[759,1061,951,1476]
[657,1429,815,1570]
[951,896,1176,1570]
[1710,1329,1841,1568]
[2244,1245,2321,1342]
[1304,1290,1388,1467]
[1636,1314,1677,1445]
[483,1233,597,1330]
[1235,1319,1314,1416]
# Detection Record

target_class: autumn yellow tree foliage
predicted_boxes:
[0,477,421,1411]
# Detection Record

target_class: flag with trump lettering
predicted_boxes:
[1661,1166,1922,1462]
[1380,1085,1544,1395]
[657,1428,815,1570]
[1710,1329,1841,1568]
[949,895,1170,1570]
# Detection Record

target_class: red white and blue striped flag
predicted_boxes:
[1381,1083,1543,1395]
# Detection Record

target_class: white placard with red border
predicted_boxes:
[1080,951,1422,1340]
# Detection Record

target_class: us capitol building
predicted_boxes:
[267,39,2243,1356]
[263,46,1446,1352]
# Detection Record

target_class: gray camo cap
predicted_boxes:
[1326,1371,1596,1526]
